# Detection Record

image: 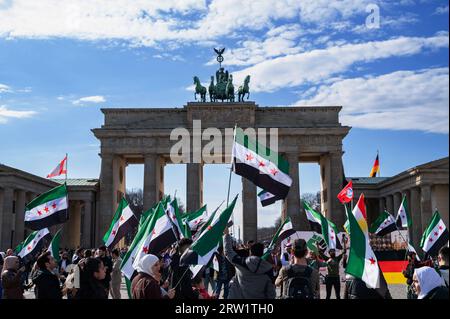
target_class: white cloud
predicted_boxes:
[294,68,449,134]
[433,5,449,15]
[0,105,37,123]
[72,95,106,105]
[0,0,373,47]
[0,83,11,93]
[232,33,449,92]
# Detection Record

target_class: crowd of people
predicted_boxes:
[0,236,448,300]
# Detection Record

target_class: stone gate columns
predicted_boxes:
[393,192,402,216]
[379,197,386,214]
[283,152,303,230]
[242,177,257,242]
[143,154,164,211]
[386,195,394,215]
[82,200,92,248]
[320,152,344,229]
[1,187,14,250]
[410,187,422,248]
[420,184,432,233]
[13,189,26,247]
[187,163,203,212]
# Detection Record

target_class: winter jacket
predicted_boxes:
[422,286,449,299]
[32,269,62,299]
[344,276,387,299]
[131,272,168,299]
[223,234,276,299]
[169,253,197,299]
[1,269,24,299]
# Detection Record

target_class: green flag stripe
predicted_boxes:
[345,206,366,279]
[234,127,289,174]
[420,210,442,247]
[26,184,67,210]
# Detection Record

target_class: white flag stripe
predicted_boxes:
[25,196,67,222]
[233,142,292,187]
[422,219,447,252]
[104,205,135,247]
[17,228,50,258]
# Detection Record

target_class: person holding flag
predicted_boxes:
[31,252,63,299]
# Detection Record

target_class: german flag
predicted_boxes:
[369,154,379,177]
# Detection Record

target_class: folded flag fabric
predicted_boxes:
[258,190,282,207]
[263,216,296,259]
[395,195,412,230]
[24,183,69,230]
[103,198,138,249]
[232,127,292,199]
[183,205,208,232]
[345,193,381,289]
[180,195,238,266]
[337,180,353,204]
[420,210,449,257]
[165,197,189,239]
[303,201,342,250]
[369,210,397,236]
[47,155,67,178]
[15,228,51,261]
[47,229,62,262]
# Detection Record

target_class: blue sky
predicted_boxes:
[0,0,448,231]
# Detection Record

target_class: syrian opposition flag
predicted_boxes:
[47,229,62,262]
[47,155,67,178]
[232,127,292,199]
[258,190,282,207]
[369,210,397,236]
[192,205,221,241]
[165,197,189,239]
[345,194,381,289]
[180,195,238,266]
[263,217,296,259]
[337,180,353,204]
[369,153,379,177]
[420,210,449,257]
[15,228,51,261]
[184,205,208,233]
[303,201,342,250]
[395,195,412,230]
[103,198,138,249]
[24,183,68,230]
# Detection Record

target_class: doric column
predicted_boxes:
[242,177,257,243]
[143,154,164,211]
[379,197,386,214]
[410,187,422,249]
[420,184,433,233]
[13,189,26,246]
[283,152,303,230]
[386,195,394,215]
[1,188,14,250]
[98,154,114,246]
[329,152,345,228]
[393,192,402,216]
[187,163,203,212]
[82,200,92,248]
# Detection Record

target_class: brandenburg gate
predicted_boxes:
[92,102,350,245]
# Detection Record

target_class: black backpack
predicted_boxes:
[284,265,314,299]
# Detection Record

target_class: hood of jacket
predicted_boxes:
[244,256,272,274]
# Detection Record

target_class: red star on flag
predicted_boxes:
[330,229,334,233]
[37,210,42,216]
[52,203,57,209]
[429,237,434,242]
[207,225,212,231]
[246,153,254,161]
[120,216,124,222]
[270,168,278,176]
[258,160,265,167]
[112,230,116,236]
[27,246,32,251]
[330,235,334,240]
[434,231,439,236]
[44,207,49,213]
[142,246,148,253]
[152,229,156,235]
[401,215,405,219]
[33,240,36,245]
[369,257,376,265]
[439,225,443,230]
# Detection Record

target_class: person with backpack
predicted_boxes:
[275,238,319,299]
[223,227,276,299]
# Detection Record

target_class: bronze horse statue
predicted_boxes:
[226,74,235,102]
[238,75,251,102]
[208,76,216,102]
[193,76,206,102]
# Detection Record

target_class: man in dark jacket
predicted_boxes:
[223,228,276,299]
[214,245,235,299]
[169,238,198,299]
[97,245,113,294]
[32,252,62,299]
[344,274,392,299]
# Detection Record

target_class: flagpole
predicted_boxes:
[227,124,237,236]
[65,153,68,183]
[377,149,380,177]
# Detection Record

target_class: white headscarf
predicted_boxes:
[136,254,160,277]
[414,266,446,299]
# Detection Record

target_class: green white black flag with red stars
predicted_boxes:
[103,198,138,249]
[24,183,68,230]
[15,228,51,260]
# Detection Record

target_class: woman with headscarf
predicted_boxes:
[1,256,25,299]
[131,254,176,299]
[413,266,449,299]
